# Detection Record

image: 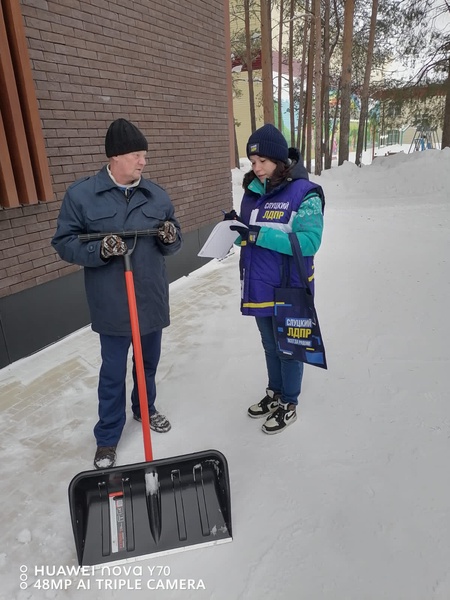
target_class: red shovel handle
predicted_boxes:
[124,269,153,462]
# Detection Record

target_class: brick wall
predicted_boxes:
[0,0,232,298]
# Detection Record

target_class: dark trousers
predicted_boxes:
[255,316,304,406]
[94,330,162,446]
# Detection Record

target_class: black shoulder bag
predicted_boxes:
[273,233,327,369]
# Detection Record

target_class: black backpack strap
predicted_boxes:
[288,233,312,293]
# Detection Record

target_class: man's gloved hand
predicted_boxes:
[100,234,127,259]
[230,224,261,244]
[158,221,177,244]
[223,209,239,221]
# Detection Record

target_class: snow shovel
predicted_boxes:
[69,230,232,567]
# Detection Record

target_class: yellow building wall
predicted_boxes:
[233,72,264,159]
[229,0,266,159]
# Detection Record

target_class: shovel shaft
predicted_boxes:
[124,270,153,462]
[78,229,159,241]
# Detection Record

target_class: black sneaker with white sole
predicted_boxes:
[248,389,281,418]
[262,401,297,434]
[93,446,117,469]
[133,410,171,433]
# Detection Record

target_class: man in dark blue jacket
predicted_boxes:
[52,118,182,468]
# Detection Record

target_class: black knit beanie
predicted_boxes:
[246,123,289,163]
[105,118,148,157]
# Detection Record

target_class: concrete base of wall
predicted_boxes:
[0,224,215,368]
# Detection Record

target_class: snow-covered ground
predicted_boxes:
[1,147,450,599]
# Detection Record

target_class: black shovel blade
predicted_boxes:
[68,450,232,566]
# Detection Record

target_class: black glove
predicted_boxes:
[100,234,127,259]
[158,221,177,244]
[230,225,261,244]
[223,209,239,221]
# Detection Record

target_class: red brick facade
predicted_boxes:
[0,0,232,298]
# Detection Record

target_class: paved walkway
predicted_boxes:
[0,251,244,533]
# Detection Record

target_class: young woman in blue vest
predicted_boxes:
[226,124,325,434]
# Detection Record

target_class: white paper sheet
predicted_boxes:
[198,220,248,259]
